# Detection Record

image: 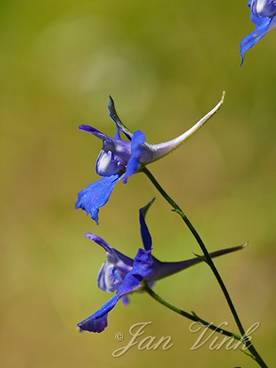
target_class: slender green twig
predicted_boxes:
[144,284,256,361]
[143,283,240,340]
[142,166,268,368]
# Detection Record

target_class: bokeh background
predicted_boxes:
[1,0,275,367]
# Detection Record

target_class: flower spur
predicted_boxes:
[241,0,276,63]
[77,199,244,333]
[75,93,225,224]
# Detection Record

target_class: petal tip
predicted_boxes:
[107,95,116,115]
[85,232,95,241]
[140,197,156,214]
[79,124,91,131]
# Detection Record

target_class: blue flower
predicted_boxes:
[241,0,276,63]
[76,94,225,223]
[77,199,243,333]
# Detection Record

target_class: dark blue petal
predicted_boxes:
[139,198,155,251]
[147,245,245,282]
[85,233,114,253]
[79,124,106,140]
[75,175,121,224]
[77,249,154,333]
[123,130,145,183]
[79,314,108,333]
[108,96,133,140]
[131,248,154,279]
[78,295,119,333]
[85,233,133,267]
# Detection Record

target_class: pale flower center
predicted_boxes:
[256,0,267,14]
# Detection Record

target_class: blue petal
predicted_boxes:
[139,199,155,251]
[75,175,121,224]
[79,314,108,333]
[79,124,106,140]
[85,233,133,267]
[241,0,276,64]
[85,233,115,253]
[78,295,119,333]
[85,233,133,292]
[147,245,244,282]
[131,248,154,278]
[240,16,272,63]
[78,249,154,333]
[123,130,145,183]
[108,96,133,140]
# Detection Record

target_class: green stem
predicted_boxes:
[143,167,268,368]
[144,284,256,361]
[144,284,240,340]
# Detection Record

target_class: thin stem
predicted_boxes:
[144,284,256,361]
[144,284,240,340]
[143,166,268,368]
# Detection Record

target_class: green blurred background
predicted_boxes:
[0,0,275,367]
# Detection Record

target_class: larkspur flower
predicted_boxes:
[76,93,225,223]
[241,0,276,63]
[77,199,244,333]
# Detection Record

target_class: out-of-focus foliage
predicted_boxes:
[0,1,275,367]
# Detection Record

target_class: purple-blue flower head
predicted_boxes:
[241,0,276,63]
[76,93,225,223]
[77,199,244,333]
